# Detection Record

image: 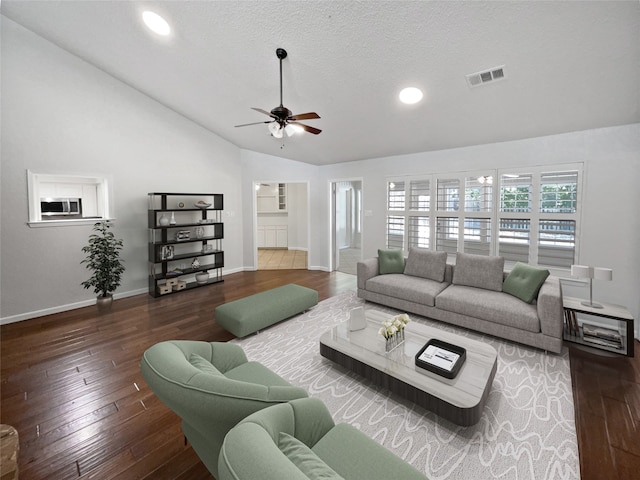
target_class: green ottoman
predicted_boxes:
[215,284,318,337]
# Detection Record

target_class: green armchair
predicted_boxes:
[140,340,308,477]
[218,397,428,480]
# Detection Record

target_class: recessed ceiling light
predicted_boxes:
[399,87,423,105]
[142,11,171,36]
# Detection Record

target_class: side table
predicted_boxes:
[563,296,635,357]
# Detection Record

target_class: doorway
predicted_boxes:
[255,182,309,270]
[331,180,362,274]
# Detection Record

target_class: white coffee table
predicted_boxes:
[319,310,498,426]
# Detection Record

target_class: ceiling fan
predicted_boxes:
[235,48,321,138]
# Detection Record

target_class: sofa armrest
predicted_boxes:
[537,276,564,339]
[357,257,379,290]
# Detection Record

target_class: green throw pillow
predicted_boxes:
[189,353,222,375]
[503,262,550,303]
[378,249,405,274]
[278,432,345,480]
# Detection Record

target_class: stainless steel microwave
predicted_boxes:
[40,198,82,216]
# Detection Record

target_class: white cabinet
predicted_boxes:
[257,225,288,248]
[276,226,288,247]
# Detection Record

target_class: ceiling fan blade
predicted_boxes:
[288,112,320,121]
[235,120,273,128]
[251,107,276,118]
[290,122,322,135]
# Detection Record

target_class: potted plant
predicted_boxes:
[81,221,125,310]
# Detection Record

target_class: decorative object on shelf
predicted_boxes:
[195,226,205,239]
[158,213,170,226]
[173,280,187,292]
[81,221,125,311]
[570,264,613,309]
[177,201,185,209]
[378,313,410,353]
[195,201,212,209]
[202,244,214,254]
[161,245,174,260]
[198,218,215,224]
[170,212,176,225]
[349,307,366,331]
[191,258,200,269]
[195,271,210,284]
[176,230,191,241]
[167,268,183,277]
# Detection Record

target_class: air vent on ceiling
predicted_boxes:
[465,65,506,88]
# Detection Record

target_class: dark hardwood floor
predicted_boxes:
[1,270,638,479]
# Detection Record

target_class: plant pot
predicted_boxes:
[96,294,113,311]
[195,272,209,285]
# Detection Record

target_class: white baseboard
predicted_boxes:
[0,288,147,325]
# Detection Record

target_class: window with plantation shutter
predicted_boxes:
[540,172,578,213]
[500,174,532,212]
[386,215,404,249]
[465,176,493,212]
[409,180,430,211]
[436,217,458,253]
[437,178,459,211]
[387,181,405,210]
[385,164,581,270]
[408,216,429,248]
[498,219,530,262]
[463,218,491,255]
[538,220,575,267]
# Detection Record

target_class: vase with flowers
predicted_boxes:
[378,313,410,353]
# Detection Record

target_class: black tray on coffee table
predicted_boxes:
[415,339,466,379]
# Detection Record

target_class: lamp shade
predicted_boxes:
[570,265,592,279]
[593,267,613,281]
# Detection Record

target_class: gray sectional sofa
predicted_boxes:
[357,249,564,353]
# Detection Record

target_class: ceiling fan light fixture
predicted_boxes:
[142,11,171,36]
[285,124,303,136]
[399,87,423,105]
[268,122,284,138]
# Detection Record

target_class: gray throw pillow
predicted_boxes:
[452,252,505,292]
[377,249,405,274]
[403,248,447,282]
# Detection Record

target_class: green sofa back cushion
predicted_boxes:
[503,262,550,303]
[278,432,345,480]
[378,249,405,274]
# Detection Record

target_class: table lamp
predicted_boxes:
[570,264,613,308]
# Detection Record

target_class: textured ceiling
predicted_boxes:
[2,1,639,165]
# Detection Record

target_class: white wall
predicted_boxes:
[1,17,243,322]
[317,124,640,336]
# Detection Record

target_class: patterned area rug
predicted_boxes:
[232,291,580,480]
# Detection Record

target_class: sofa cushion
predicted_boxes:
[403,247,447,282]
[452,252,505,292]
[189,353,223,375]
[312,423,427,480]
[377,249,405,274]
[436,285,540,332]
[278,432,345,480]
[366,274,449,307]
[503,262,550,304]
